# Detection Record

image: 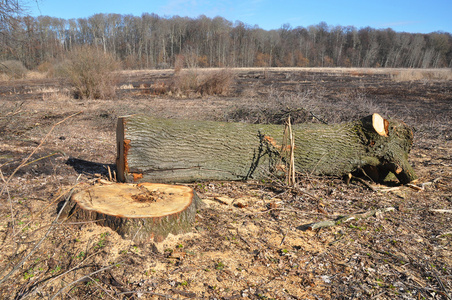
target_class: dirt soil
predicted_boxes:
[0,68,451,299]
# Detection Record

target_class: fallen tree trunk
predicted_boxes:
[116,113,417,184]
[60,182,201,242]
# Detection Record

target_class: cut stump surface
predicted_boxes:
[62,183,200,242]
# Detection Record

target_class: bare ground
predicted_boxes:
[0,68,451,299]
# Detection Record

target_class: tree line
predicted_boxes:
[2,12,452,70]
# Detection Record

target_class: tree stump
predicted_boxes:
[61,182,201,242]
[116,113,417,184]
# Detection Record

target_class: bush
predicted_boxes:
[0,60,28,79]
[170,68,234,97]
[61,46,120,99]
[197,69,234,96]
[171,69,199,96]
[35,61,55,77]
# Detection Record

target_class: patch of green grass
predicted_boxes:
[94,232,109,250]
[215,261,225,270]
[23,270,34,280]
[349,224,366,230]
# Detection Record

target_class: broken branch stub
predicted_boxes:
[372,113,389,137]
[116,113,417,184]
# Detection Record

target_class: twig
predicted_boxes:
[0,169,15,235]
[351,175,377,191]
[310,111,328,124]
[118,291,178,299]
[0,111,80,236]
[87,276,119,300]
[107,165,113,182]
[369,247,406,262]
[279,227,286,246]
[20,151,63,168]
[236,228,252,248]
[433,272,452,300]
[429,209,452,213]
[0,188,76,286]
[50,262,122,300]
[259,176,317,201]
[288,116,296,187]
[2,184,80,242]
[303,207,395,230]
[0,111,81,198]
[0,101,24,119]
[423,259,452,300]
[36,247,104,293]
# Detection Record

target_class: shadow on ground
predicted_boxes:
[65,157,115,178]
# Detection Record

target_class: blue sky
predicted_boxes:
[27,0,451,34]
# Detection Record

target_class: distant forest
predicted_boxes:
[2,13,452,69]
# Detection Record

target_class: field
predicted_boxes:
[0,67,451,299]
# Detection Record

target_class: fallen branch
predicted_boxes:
[429,209,452,213]
[303,207,395,230]
[351,175,377,191]
[50,262,121,300]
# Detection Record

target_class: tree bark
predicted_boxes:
[116,114,417,184]
[60,182,201,242]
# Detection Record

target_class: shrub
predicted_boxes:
[36,61,55,77]
[61,46,120,99]
[0,60,28,79]
[170,68,234,97]
[171,69,199,96]
[197,69,234,96]
[174,54,184,74]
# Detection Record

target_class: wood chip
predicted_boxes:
[214,196,234,205]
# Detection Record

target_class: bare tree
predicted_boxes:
[2,9,451,69]
[0,0,22,25]
[0,0,23,58]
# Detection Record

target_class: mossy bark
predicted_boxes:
[116,114,416,184]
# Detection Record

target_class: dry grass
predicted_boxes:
[24,71,47,80]
[0,68,450,300]
[167,68,235,97]
[0,60,28,80]
[391,69,452,82]
[0,73,9,81]
[41,90,72,102]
